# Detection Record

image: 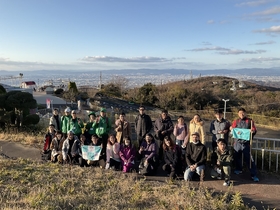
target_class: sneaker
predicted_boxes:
[223,181,230,186]
[234,170,242,175]
[252,176,259,182]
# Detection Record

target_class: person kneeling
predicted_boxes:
[162,136,181,179]
[50,130,65,163]
[120,137,136,173]
[86,134,106,168]
[138,133,158,176]
[211,138,233,186]
[106,135,121,170]
[184,132,207,181]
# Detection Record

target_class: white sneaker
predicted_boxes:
[223,181,230,186]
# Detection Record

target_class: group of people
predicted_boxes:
[42,105,259,185]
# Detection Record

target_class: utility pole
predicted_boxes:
[222,99,229,119]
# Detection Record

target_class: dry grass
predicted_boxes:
[0,158,255,210]
[0,132,43,147]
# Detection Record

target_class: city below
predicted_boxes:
[1,68,280,89]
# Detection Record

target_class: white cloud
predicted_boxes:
[253,25,280,34]
[81,56,171,63]
[207,20,215,24]
[242,57,280,62]
[252,40,276,45]
[236,0,274,7]
[250,6,280,16]
[186,47,266,55]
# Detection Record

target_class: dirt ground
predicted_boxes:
[1,139,280,209]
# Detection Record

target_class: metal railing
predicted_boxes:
[252,137,280,172]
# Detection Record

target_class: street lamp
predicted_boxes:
[222,99,229,119]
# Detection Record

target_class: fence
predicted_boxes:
[252,137,280,172]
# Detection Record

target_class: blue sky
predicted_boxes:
[0,0,280,71]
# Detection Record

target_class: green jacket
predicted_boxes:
[69,118,84,136]
[94,116,111,137]
[61,115,71,133]
[85,122,97,135]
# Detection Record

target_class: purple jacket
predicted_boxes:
[119,145,135,163]
[139,141,157,161]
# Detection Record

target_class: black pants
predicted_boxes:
[109,158,121,170]
[162,164,179,179]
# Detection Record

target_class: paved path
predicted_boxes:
[0,140,279,209]
[33,91,67,106]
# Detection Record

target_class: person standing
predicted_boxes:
[188,114,206,145]
[135,106,153,148]
[115,112,131,145]
[173,116,189,147]
[69,110,84,139]
[184,132,207,181]
[84,111,97,140]
[49,108,61,131]
[210,109,231,151]
[94,108,111,156]
[230,108,259,182]
[154,110,174,160]
[61,107,71,139]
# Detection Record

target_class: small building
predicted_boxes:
[21,81,36,89]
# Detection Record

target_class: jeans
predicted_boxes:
[234,141,257,177]
[184,164,205,181]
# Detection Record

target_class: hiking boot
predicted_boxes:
[252,176,259,182]
[234,170,242,175]
[223,180,230,186]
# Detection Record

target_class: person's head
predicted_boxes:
[91,134,99,144]
[100,108,106,117]
[124,137,131,146]
[53,108,59,116]
[67,130,74,140]
[191,132,200,143]
[214,109,223,120]
[88,112,96,121]
[163,136,174,151]
[161,109,168,120]
[119,112,126,121]
[145,133,154,144]
[80,134,86,142]
[238,108,246,119]
[107,134,116,145]
[48,124,55,132]
[217,138,227,152]
[71,110,77,118]
[193,114,201,123]
[177,116,184,125]
[139,106,145,115]
[64,107,71,116]
[55,130,62,139]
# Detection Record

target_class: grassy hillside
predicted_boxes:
[0,158,252,210]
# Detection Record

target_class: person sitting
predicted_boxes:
[138,133,158,176]
[106,134,121,170]
[211,138,233,186]
[162,136,181,179]
[42,124,56,161]
[119,137,136,173]
[86,134,106,168]
[50,130,65,163]
[184,132,207,181]
[62,130,83,166]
